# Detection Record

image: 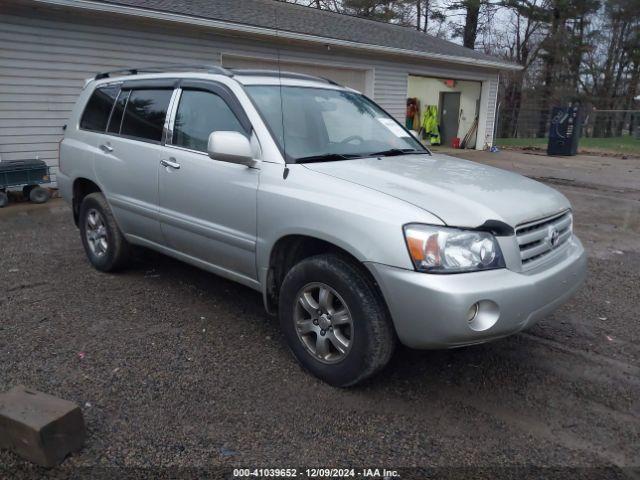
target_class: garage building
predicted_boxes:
[1,0,519,180]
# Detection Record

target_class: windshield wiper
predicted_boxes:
[369,148,428,157]
[295,153,361,164]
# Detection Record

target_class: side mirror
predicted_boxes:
[207,131,255,166]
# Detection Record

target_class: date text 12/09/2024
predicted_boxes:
[233,468,400,478]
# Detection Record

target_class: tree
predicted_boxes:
[494,0,548,137]
[533,0,600,137]
[442,0,498,49]
[461,0,481,48]
[582,0,640,136]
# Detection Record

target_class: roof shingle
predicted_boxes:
[92,0,515,69]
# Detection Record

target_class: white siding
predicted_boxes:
[373,66,408,122]
[484,74,500,147]
[0,10,222,179]
[0,3,503,178]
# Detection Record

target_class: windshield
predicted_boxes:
[245,85,427,163]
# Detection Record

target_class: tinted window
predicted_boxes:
[80,86,119,132]
[172,90,245,152]
[107,90,129,134]
[120,89,172,142]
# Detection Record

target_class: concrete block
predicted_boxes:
[0,386,86,467]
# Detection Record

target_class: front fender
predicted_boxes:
[255,163,443,295]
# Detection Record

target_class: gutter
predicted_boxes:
[30,0,522,71]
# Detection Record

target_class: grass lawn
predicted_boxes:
[496,136,640,156]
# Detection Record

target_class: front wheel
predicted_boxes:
[279,254,395,387]
[79,193,130,272]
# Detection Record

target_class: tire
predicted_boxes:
[0,191,8,208]
[22,185,35,198]
[79,192,131,272]
[279,253,395,387]
[29,186,50,204]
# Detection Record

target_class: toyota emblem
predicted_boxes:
[548,226,560,247]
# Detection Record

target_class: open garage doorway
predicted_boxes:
[407,75,482,149]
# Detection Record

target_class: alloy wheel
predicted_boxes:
[294,282,354,364]
[85,208,109,257]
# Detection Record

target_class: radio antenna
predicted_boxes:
[274,3,287,167]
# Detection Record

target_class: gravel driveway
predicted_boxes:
[1,151,638,478]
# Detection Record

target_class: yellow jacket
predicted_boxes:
[422,105,441,145]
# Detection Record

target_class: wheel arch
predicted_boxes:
[263,234,389,318]
[72,178,102,225]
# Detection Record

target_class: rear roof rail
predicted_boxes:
[229,69,340,86]
[94,64,232,80]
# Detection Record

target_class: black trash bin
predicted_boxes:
[547,102,582,156]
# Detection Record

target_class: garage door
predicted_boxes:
[222,56,368,92]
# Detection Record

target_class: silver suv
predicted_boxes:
[59,66,587,386]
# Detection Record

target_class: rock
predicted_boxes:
[0,386,86,467]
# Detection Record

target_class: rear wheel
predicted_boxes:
[279,254,395,387]
[79,192,130,272]
[29,186,49,204]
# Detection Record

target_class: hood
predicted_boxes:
[303,153,570,229]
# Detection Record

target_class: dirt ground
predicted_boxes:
[0,149,639,478]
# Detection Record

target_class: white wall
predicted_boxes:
[407,76,481,147]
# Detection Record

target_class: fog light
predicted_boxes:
[467,303,479,323]
[466,300,500,332]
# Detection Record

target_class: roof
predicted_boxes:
[46,0,519,70]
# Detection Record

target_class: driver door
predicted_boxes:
[158,84,259,280]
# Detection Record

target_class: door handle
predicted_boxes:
[99,144,113,153]
[160,158,181,170]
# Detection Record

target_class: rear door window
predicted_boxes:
[80,86,119,132]
[120,89,172,142]
[172,89,245,152]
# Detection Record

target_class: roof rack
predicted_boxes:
[94,64,232,80]
[228,69,340,86]
[93,65,343,87]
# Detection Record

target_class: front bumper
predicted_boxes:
[366,235,587,349]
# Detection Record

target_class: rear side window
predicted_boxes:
[80,86,119,132]
[120,89,172,142]
[172,90,245,152]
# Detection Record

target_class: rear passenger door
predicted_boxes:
[158,82,259,281]
[93,84,174,245]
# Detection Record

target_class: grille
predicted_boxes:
[516,210,573,267]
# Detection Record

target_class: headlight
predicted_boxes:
[404,224,506,273]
